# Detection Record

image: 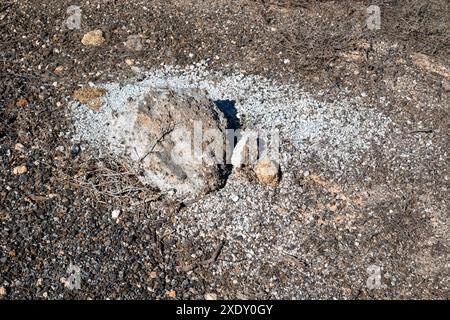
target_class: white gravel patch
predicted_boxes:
[71,63,391,172]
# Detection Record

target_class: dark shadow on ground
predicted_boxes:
[214,99,240,129]
[214,99,241,183]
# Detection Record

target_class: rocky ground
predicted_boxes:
[0,0,448,299]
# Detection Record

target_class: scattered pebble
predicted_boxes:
[81,30,105,46]
[12,165,27,175]
[70,144,81,158]
[73,87,107,111]
[204,293,218,300]
[129,66,141,73]
[124,35,144,51]
[14,143,25,152]
[111,209,121,219]
[254,158,280,187]
[54,66,64,74]
[73,87,107,104]
[167,290,177,298]
[16,98,28,107]
[443,79,450,92]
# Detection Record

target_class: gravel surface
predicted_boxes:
[0,0,448,300]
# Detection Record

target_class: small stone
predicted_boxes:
[0,286,6,297]
[60,277,69,288]
[73,87,107,111]
[254,158,279,187]
[339,51,363,62]
[13,165,27,175]
[148,271,157,279]
[236,292,248,300]
[54,66,64,74]
[124,35,144,51]
[231,132,259,168]
[231,195,239,202]
[443,80,450,92]
[204,293,217,300]
[14,143,25,152]
[329,204,338,212]
[111,209,120,219]
[130,66,141,73]
[71,144,81,158]
[81,30,105,46]
[125,58,134,66]
[73,87,107,104]
[16,98,28,107]
[168,290,177,298]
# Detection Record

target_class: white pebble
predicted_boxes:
[111,209,121,219]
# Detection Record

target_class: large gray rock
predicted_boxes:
[127,89,228,196]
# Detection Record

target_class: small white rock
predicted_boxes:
[231,132,259,168]
[125,58,135,66]
[111,209,121,219]
[130,66,141,73]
